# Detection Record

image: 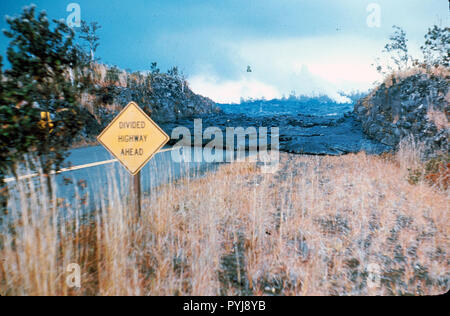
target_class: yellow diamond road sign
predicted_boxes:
[97,102,170,175]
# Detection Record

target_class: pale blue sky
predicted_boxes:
[0,0,448,102]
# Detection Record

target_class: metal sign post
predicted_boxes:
[132,171,141,218]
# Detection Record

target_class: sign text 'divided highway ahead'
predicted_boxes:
[97,102,170,175]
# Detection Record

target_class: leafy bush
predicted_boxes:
[384,26,410,72]
[0,5,91,183]
[421,26,450,67]
[375,24,449,76]
[79,21,101,63]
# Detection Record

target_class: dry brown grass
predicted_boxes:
[395,65,449,80]
[0,150,448,296]
[427,105,449,131]
[361,65,449,100]
[396,135,425,172]
[384,65,450,89]
[397,135,449,190]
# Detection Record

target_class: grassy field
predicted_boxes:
[0,142,448,296]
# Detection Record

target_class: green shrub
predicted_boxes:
[0,5,91,183]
